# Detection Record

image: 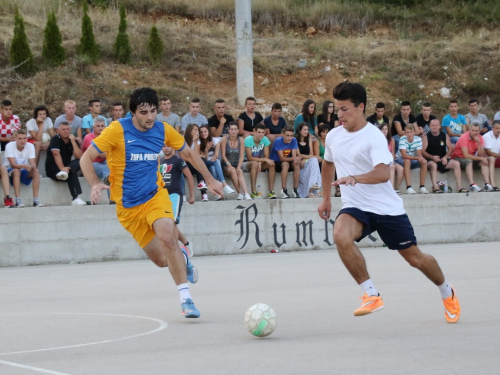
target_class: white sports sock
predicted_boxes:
[438,281,453,299]
[360,279,379,297]
[178,283,191,303]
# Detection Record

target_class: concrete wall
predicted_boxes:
[1,193,499,267]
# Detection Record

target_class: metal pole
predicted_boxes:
[235,0,254,107]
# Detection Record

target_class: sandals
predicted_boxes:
[492,186,500,192]
[458,188,469,193]
[432,188,443,194]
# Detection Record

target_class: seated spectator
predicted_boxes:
[415,102,436,135]
[0,100,21,152]
[184,124,209,201]
[208,99,234,138]
[466,98,490,135]
[160,145,195,256]
[366,102,389,127]
[26,105,56,167]
[82,99,108,135]
[238,96,263,138]
[313,124,329,168]
[0,152,13,207]
[221,122,253,200]
[107,102,125,124]
[442,99,467,145]
[244,123,277,199]
[295,122,321,198]
[263,103,287,142]
[294,99,317,136]
[317,100,339,131]
[4,130,43,207]
[422,119,468,193]
[156,97,181,132]
[450,123,497,192]
[394,124,429,194]
[180,97,208,135]
[378,123,404,194]
[45,121,86,206]
[391,101,417,144]
[198,125,235,199]
[484,120,500,170]
[270,125,300,198]
[54,100,83,142]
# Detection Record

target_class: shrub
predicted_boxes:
[42,12,66,66]
[147,24,163,65]
[113,4,132,63]
[10,7,34,74]
[77,2,100,64]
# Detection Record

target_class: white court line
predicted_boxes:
[0,359,70,375]
[0,313,168,356]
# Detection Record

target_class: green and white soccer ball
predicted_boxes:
[244,303,277,337]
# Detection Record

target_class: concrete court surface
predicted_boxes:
[0,242,499,375]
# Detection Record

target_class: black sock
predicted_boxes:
[420,185,425,188]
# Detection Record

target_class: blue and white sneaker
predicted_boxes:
[181,298,200,318]
[181,246,198,283]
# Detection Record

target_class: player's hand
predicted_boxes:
[317,199,332,220]
[333,175,356,187]
[69,134,76,142]
[480,157,488,166]
[40,143,48,151]
[266,159,274,167]
[473,136,480,143]
[25,164,32,171]
[419,157,427,164]
[90,183,110,205]
[220,117,227,126]
[441,157,448,166]
[188,196,195,204]
[433,155,440,162]
[257,163,262,173]
[207,179,224,197]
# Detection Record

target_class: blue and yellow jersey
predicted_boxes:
[92,117,185,208]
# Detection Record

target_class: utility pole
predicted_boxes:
[235,0,254,107]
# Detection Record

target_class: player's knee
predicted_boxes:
[333,225,355,247]
[11,169,20,176]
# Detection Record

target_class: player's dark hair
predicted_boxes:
[228,121,238,129]
[449,99,458,105]
[190,97,201,104]
[245,96,256,105]
[112,102,123,108]
[321,100,333,123]
[129,87,159,114]
[378,122,391,145]
[301,99,316,125]
[468,98,478,105]
[295,122,310,144]
[318,124,330,135]
[283,125,295,134]
[1,99,12,107]
[88,99,100,107]
[401,100,411,107]
[254,123,266,131]
[375,102,385,109]
[199,125,213,153]
[333,81,367,113]
[33,105,50,119]
[271,102,282,111]
[215,98,225,104]
[422,102,432,108]
[492,120,500,127]
[183,123,199,147]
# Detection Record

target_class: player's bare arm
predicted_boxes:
[334,163,390,187]
[80,144,110,204]
[317,160,336,220]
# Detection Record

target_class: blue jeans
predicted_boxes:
[395,158,420,169]
[203,159,225,183]
[449,136,460,145]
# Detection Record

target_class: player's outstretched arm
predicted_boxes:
[178,146,224,196]
[80,145,110,205]
[334,163,390,186]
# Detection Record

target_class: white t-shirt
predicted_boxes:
[324,123,405,215]
[26,118,54,139]
[197,137,220,159]
[483,130,500,155]
[4,142,36,167]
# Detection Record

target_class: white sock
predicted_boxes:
[360,279,379,297]
[438,281,453,299]
[178,283,191,303]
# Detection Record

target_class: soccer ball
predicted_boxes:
[244,303,277,337]
[42,133,51,143]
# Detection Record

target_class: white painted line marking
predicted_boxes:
[0,359,70,374]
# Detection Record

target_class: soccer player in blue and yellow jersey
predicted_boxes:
[80,87,223,318]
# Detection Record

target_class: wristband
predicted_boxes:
[349,175,357,184]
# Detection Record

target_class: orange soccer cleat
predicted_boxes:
[354,293,384,316]
[442,286,461,323]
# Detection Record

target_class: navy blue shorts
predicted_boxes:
[8,168,33,186]
[337,207,417,250]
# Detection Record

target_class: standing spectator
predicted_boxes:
[263,103,287,142]
[54,100,83,142]
[0,156,13,207]
[294,99,317,136]
[4,130,43,207]
[25,105,56,167]
[208,99,234,138]
[395,125,429,194]
[442,100,467,145]
[156,97,181,132]
[391,101,417,138]
[45,122,86,206]
[466,98,490,135]
[484,120,500,171]
[238,96,263,138]
[317,100,339,131]
[295,123,321,198]
[180,98,208,135]
[82,99,108,135]
[450,123,496,192]
[422,119,468,193]
[184,124,208,201]
[270,125,300,198]
[366,102,389,127]
[244,123,277,199]
[378,123,404,194]
[0,100,21,151]
[107,102,125,124]
[415,102,437,135]
[221,122,253,200]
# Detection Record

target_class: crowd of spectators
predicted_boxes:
[1,94,500,208]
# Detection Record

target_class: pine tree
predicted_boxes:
[147,24,163,65]
[10,7,34,74]
[113,4,132,64]
[77,2,100,64]
[42,12,66,66]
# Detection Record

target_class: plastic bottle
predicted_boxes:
[444,180,448,193]
[257,184,262,198]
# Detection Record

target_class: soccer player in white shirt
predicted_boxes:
[317,81,460,323]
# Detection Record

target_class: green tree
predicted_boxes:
[147,24,163,65]
[42,12,66,66]
[10,7,34,74]
[77,2,100,64]
[113,4,132,64]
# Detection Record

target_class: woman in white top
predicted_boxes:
[25,105,55,167]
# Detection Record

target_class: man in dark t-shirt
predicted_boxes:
[208,99,234,138]
[366,102,389,126]
[391,101,416,137]
[415,102,436,136]
[238,97,263,138]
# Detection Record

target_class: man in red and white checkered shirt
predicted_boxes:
[0,100,21,152]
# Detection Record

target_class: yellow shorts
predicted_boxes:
[117,188,174,248]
